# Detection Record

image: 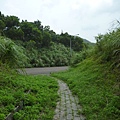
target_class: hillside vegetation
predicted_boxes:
[0,11,119,120]
[52,27,120,120]
[0,11,90,67]
[0,65,58,120]
[0,36,70,119]
[0,35,58,119]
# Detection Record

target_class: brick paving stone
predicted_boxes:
[80,115,86,120]
[74,116,80,120]
[72,103,78,111]
[70,96,75,103]
[67,108,72,114]
[73,110,80,117]
[53,79,85,120]
[67,114,73,120]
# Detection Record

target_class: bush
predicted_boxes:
[95,28,120,68]
[23,42,71,67]
[0,36,27,68]
[70,46,94,66]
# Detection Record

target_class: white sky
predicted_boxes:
[0,0,120,42]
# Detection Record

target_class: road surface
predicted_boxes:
[18,66,69,75]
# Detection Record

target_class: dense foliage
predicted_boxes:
[0,11,87,67]
[0,36,27,68]
[71,26,120,69]
[52,58,120,120]
[94,28,120,69]
[0,67,58,120]
[16,41,71,67]
[0,35,59,119]
[1,11,119,120]
[52,26,120,119]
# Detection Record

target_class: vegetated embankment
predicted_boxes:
[51,57,120,120]
[0,68,58,120]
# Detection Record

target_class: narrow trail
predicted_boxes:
[53,79,85,120]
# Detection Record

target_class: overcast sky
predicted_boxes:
[0,0,120,42]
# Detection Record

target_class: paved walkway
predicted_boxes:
[53,80,85,120]
[18,66,68,75]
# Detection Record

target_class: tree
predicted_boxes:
[34,20,43,31]
[0,11,5,21]
[42,31,52,47]
[59,32,71,47]
[49,30,56,43]
[3,15,20,38]
[20,21,42,43]
[43,25,50,31]
[20,21,33,41]
[4,15,19,29]
[32,27,42,48]
[0,20,5,35]
[72,36,83,51]
[5,27,24,40]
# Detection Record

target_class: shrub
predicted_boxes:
[70,46,94,66]
[0,36,27,68]
[95,28,120,69]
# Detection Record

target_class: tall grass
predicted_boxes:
[0,36,27,68]
[71,27,120,69]
[59,25,120,119]
[70,47,94,66]
[51,58,120,120]
[95,28,120,68]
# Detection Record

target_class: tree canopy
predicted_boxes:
[0,12,84,51]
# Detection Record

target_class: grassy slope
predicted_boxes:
[52,58,120,120]
[0,69,58,120]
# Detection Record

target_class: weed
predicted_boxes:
[0,69,58,119]
[51,58,120,120]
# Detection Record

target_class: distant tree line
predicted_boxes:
[0,11,84,51]
[0,11,86,67]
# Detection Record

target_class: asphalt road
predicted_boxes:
[19,66,69,75]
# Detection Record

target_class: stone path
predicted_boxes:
[53,80,85,120]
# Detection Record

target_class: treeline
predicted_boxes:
[0,12,84,50]
[0,11,86,67]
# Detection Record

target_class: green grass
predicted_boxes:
[51,58,120,120]
[0,69,58,120]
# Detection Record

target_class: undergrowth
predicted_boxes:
[51,58,120,120]
[0,36,27,68]
[0,67,58,120]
